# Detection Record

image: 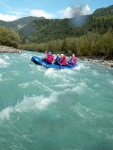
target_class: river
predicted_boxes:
[0,51,113,150]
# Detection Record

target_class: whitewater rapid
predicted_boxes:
[0,51,113,150]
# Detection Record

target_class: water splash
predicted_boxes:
[0,92,58,120]
[0,107,14,120]
[0,58,9,68]
[0,51,113,150]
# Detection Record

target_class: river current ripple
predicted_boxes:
[0,51,113,150]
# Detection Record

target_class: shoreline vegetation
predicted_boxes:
[0,45,113,67]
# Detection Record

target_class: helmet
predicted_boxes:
[48,51,52,55]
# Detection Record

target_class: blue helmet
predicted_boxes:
[48,51,52,54]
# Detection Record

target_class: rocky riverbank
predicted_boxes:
[0,46,22,53]
[80,56,113,67]
[0,46,113,67]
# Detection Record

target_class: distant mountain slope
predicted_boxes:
[0,16,45,31]
[0,5,113,44]
[93,5,113,16]
[18,18,75,43]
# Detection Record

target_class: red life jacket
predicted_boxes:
[60,56,67,66]
[72,56,77,63]
[47,54,54,63]
[69,56,77,66]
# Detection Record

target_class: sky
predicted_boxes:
[0,0,113,22]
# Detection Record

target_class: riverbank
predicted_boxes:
[80,56,113,67]
[0,46,22,53]
[0,46,113,67]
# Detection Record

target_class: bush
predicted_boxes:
[0,26,20,48]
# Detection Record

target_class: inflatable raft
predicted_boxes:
[31,56,78,69]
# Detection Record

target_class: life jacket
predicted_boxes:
[60,56,67,66]
[69,56,77,66]
[47,54,54,63]
[72,56,77,63]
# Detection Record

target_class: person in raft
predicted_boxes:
[54,54,61,65]
[59,54,67,66]
[43,51,54,64]
[68,54,77,67]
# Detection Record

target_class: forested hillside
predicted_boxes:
[0,5,113,58]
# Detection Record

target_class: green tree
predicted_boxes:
[0,26,20,48]
[95,32,113,58]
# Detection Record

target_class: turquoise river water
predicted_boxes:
[0,51,113,150]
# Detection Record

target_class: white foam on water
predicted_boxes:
[108,79,113,85]
[72,103,86,119]
[0,92,58,120]
[0,58,9,68]
[111,80,113,84]
[74,65,81,71]
[71,103,92,121]
[92,70,99,76]
[30,63,46,73]
[94,84,100,87]
[11,71,20,76]
[52,82,87,97]
[18,80,54,93]
[71,101,110,125]
[45,68,54,76]
[55,83,71,88]
[0,106,14,120]
[19,82,30,88]
[21,52,32,59]
[15,92,57,112]
[78,62,90,69]
[60,69,74,75]
[19,80,41,89]
[44,68,78,81]
[1,55,10,60]
[44,68,64,79]
[71,82,88,94]
[35,92,57,110]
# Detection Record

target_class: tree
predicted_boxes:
[0,26,20,48]
[95,32,113,58]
